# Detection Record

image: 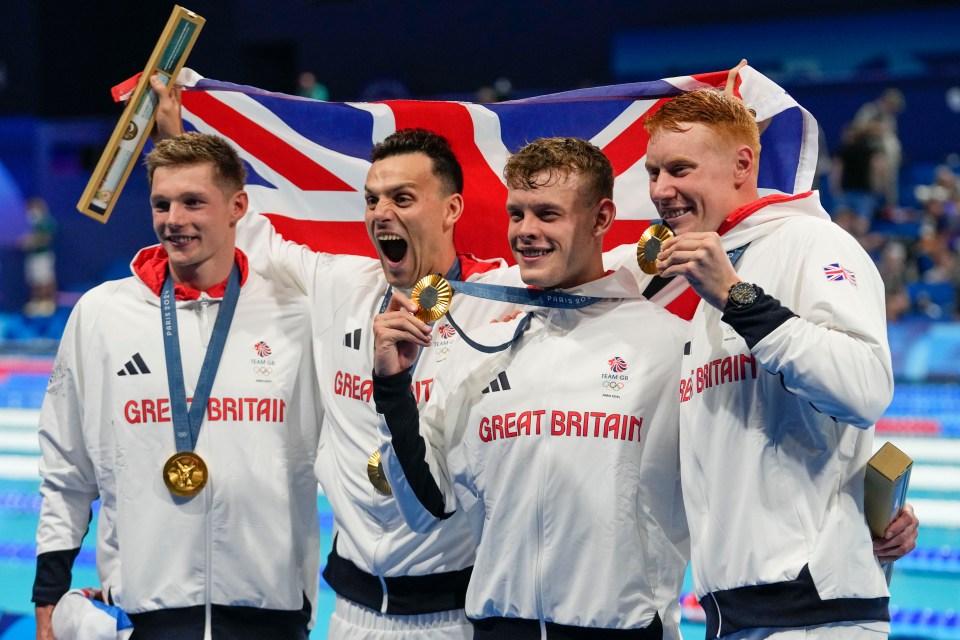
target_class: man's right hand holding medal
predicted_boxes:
[373,291,432,377]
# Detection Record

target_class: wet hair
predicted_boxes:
[145,132,247,195]
[503,137,614,203]
[370,128,464,195]
[643,89,761,157]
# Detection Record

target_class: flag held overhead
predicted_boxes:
[178,64,819,263]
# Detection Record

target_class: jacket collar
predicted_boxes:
[131,246,250,300]
[714,191,829,252]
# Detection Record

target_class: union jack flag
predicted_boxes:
[253,341,272,357]
[178,65,818,262]
[823,263,857,285]
[608,356,628,373]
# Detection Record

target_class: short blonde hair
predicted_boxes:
[145,132,246,195]
[504,137,613,204]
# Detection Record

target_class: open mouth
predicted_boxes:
[377,234,408,263]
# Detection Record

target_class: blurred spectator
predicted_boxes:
[877,241,912,321]
[297,71,329,101]
[879,240,911,292]
[831,122,883,223]
[898,164,960,320]
[832,206,885,257]
[915,164,960,276]
[19,197,58,317]
[492,77,513,100]
[839,161,960,322]
[853,87,906,207]
[475,77,513,103]
[475,85,498,103]
[914,164,960,206]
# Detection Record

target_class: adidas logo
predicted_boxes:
[481,371,511,394]
[117,353,151,376]
[344,328,362,350]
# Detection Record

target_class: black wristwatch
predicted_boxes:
[727,281,758,308]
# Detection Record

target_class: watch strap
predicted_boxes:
[721,285,798,350]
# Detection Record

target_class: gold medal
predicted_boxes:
[162,452,208,498]
[411,274,453,323]
[367,450,392,495]
[636,224,674,275]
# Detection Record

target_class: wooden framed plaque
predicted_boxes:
[864,441,912,584]
[77,6,204,223]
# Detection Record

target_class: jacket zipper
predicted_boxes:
[196,296,214,638]
[203,472,213,639]
[535,311,563,640]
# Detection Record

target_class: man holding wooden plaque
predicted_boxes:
[648,88,917,638]
[35,133,322,640]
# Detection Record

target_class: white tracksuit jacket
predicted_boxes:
[236,212,691,620]
[678,193,893,637]
[374,269,690,637]
[237,213,518,615]
[34,248,321,626]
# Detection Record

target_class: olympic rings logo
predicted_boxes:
[434,347,450,355]
[253,366,273,376]
[602,380,625,390]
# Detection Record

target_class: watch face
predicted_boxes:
[730,282,757,306]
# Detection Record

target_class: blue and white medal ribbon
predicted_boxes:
[410,273,603,354]
[726,244,749,266]
[159,263,241,498]
[449,280,601,309]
